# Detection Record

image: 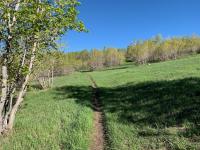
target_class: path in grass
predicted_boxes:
[89,55,200,149]
[89,75,105,150]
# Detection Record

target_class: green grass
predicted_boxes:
[0,73,93,150]
[89,55,200,149]
[1,55,200,150]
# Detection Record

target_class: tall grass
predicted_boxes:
[0,73,93,150]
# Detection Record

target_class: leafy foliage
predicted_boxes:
[126,35,200,64]
[0,0,85,133]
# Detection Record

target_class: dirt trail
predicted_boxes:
[89,75,105,150]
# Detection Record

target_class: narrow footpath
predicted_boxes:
[89,75,105,150]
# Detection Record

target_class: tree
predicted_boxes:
[77,49,90,70]
[34,51,60,89]
[104,48,124,66]
[126,35,200,64]
[0,0,85,133]
[88,49,104,71]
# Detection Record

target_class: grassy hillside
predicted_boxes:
[89,54,200,149]
[0,73,93,150]
[0,54,200,150]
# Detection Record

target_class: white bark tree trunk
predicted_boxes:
[51,66,54,87]
[7,42,37,130]
[0,66,8,133]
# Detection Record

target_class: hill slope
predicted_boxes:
[1,54,200,150]
[89,55,200,149]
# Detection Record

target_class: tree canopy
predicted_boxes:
[0,0,85,133]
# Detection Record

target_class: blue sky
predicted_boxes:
[61,0,200,52]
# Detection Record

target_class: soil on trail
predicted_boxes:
[89,76,105,150]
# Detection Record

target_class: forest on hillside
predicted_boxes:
[25,35,200,90]
[35,35,200,75]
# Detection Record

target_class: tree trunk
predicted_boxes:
[51,66,54,87]
[0,0,22,134]
[7,42,37,130]
[0,66,8,133]
[48,69,51,87]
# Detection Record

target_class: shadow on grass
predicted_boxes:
[54,77,200,140]
[29,84,43,90]
[99,66,129,71]
[79,66,130,73]
[54,85,93,108]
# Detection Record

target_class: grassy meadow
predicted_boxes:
[1,54,200,149]
[0,73,93,150]
[89,54,200,149]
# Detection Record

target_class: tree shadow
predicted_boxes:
[99,77,200,138]
[29,83,43,90]
[54,85,93,108]
[79,66,130,73]
[53,77,200,140]
[99,66,129,71]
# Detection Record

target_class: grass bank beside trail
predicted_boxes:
[89,55,200,150]
[0,73,93,150]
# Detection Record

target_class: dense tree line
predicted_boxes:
[34,35,200,88]
[38,48,125,74]
[126,35,200,64]
[37,35,200,82]
[32,48,124,89]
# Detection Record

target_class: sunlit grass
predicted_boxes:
[0,73,93,150]
[89,54,200,149]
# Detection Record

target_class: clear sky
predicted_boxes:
[61,0,200,52]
